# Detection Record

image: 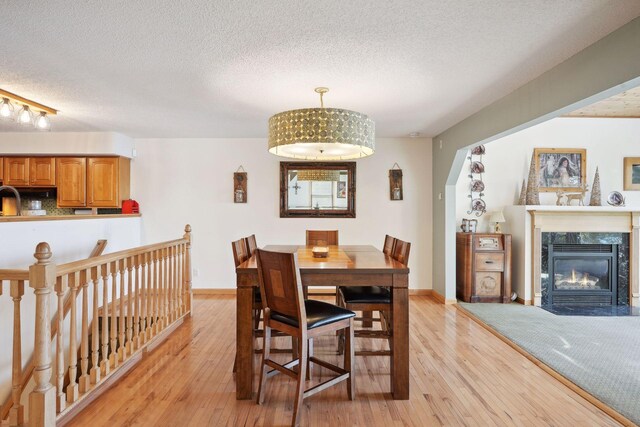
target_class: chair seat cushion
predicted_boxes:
[271,300,355,330]
[339,286,391,304]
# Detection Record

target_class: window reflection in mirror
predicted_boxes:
[287,170,348,211]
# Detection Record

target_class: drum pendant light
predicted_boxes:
[268,87,375,160]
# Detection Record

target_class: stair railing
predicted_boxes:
[0,225,192,427]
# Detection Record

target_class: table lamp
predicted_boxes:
[489,211,505,233]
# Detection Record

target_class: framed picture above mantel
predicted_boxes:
[534,148,586,192]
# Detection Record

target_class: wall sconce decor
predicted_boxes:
[389,163,403,201]
[234,166,247,203]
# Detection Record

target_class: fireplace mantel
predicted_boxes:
[503,205,640,307]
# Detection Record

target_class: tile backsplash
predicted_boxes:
[20,196,74,215]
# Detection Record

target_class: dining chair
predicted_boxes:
[305,230,340,300]
[256,249,355,427]
[306,229,339,246]
[338,236,411,358]
[383,234,396,256]
[231,236,293,373]
[246,234,257,255]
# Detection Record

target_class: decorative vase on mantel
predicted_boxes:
[525,155,540,205]
[589,167,602,206]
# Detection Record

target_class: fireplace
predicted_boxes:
[540,232,629,308]
[548,243,617,306]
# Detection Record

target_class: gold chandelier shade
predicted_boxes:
[268,88,375,160]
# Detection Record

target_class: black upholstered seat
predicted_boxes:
[271,300,355,329]
[339,286,391,304]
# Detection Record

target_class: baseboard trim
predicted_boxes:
[194,288,436,297]
[409,289,432,296]
[431,290,457,305]
[193,288,236,295]
[454,304,635,427]
[515,296,532,305]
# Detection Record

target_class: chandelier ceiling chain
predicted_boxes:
[268,87,375,161]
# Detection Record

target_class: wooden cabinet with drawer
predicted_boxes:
[456,233,512,303]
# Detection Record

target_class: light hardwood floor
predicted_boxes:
[65,296,621,426]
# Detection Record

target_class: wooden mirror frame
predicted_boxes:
[280,162,356,218]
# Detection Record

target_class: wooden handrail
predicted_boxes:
[0,240,108,423]
[1,228,193,427]
[56,238,187,276]
[0,270,29,281]
[89,240,108,258]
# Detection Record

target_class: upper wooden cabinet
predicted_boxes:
[3,157,56,187]
[56,157,87,207]
[4,157,30,186]
[87,157,130,208]
[30,157,56,186]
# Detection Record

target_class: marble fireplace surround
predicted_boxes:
[502,206,640,307]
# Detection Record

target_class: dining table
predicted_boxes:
[235,245,410,400]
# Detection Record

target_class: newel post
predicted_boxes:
[184,224,193,315]
[28,242,57,427]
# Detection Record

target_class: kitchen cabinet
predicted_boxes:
[0,157,3,182]
[3,157,30,186]
[56,157,86,207]
[87,157,130,208]
[456,233,512,303]
[29,157,56,186]
[3,157,56,187]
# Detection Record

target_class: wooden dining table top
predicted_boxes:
[236,245,410,274]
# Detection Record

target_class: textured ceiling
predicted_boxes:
[1,1,639,138]
[565,86,640,117]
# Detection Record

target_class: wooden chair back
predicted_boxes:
[245,234,258,256]
[392,239,411,266]
[232,238,250,268]
[306,230,339,246]
[256,249,306,326]
[383,235,396,256]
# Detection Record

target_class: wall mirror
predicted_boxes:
[280,162,356,218]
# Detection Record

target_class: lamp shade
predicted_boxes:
[489,211,506,223]
[268,88,375,160]
[268,108,375,160]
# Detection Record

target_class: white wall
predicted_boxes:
[0,131,134,157]
[131,138,433,290]
[456,118,640,232]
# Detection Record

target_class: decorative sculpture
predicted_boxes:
[525,155,540,205]
[589,167,602,206]
[556,183,589,206]
[517,180,527,205]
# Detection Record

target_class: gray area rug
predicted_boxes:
[459,303,640,425]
